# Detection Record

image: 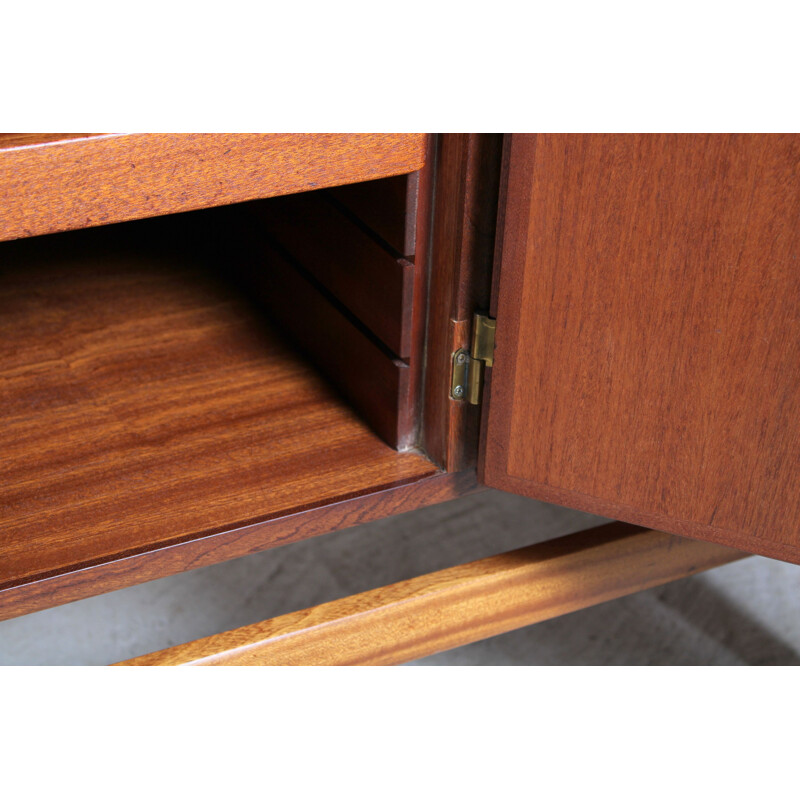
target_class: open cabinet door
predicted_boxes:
[479,134,800,563]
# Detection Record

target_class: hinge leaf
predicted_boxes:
[450,313,496,405]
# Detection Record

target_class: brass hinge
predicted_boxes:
[450,313,496,405]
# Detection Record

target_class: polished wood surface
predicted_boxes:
[482,134,800,563]
[329,173,418,257]
[0,133,96,148]
[0,133,427,242]
[404,137,437,452]
[245,192,414,357]
[1,470,478,622]
[0,216,439,617]
[423,134,504,470]
[119,522,745,665]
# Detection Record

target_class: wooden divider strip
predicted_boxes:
[244,193,414,357]
[119,522,746,666]
[328,173,418,257]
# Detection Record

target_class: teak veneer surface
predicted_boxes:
[1,470,477,622]
[0,219,436,606]
[120,522,745,666]
[0,133,427,242]
[482,134,800,563]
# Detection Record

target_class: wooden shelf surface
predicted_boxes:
[0,221,436,604]
[0,133,427,242]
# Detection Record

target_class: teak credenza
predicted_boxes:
[1,133,797,665]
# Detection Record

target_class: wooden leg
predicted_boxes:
[117,522,746,666]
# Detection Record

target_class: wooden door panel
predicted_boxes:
[480,134,800,562]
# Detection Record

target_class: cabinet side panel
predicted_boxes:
[481,134,800,563]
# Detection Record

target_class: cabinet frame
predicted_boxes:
[6,132,792,664]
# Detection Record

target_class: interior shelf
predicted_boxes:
[0,133,427,243]
[0,217,436,596]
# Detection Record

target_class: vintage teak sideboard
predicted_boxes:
[0,133,797,665]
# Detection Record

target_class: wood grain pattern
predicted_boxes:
[0,133,96,149]
[119,522,745,665]
[0,215,443,618]
[0,469,478,622]
[244,192,414,357]
[0,133,427,242]
[481,134,800,563]
[422,134,504,470]
[328,173,418,257]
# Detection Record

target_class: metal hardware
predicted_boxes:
[471,314,496,368]
[450,313,496,404]
[451,349,470,400]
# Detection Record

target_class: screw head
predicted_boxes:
[456,352,467,365]
[453,385,464,398]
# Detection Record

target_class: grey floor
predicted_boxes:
[1,489,798,666]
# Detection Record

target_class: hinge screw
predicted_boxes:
[453,385,464,398]
[456,352,467,365]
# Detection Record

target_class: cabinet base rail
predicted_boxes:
[118,522,746,666]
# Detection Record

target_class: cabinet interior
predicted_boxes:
[0,174,434,604]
